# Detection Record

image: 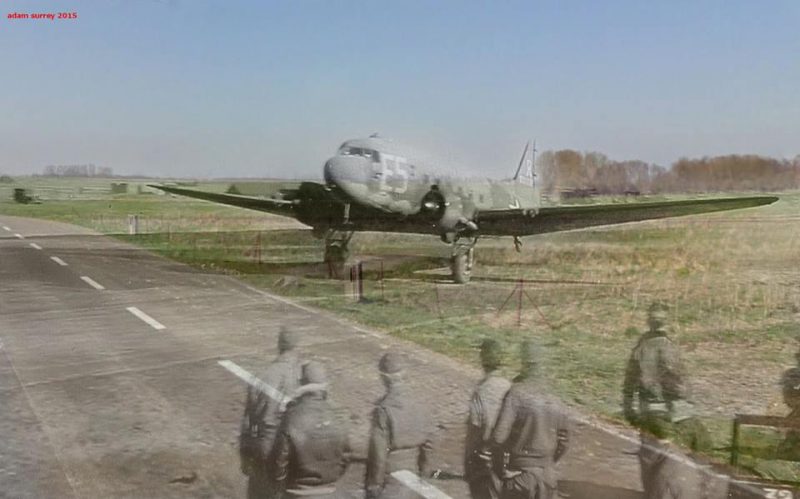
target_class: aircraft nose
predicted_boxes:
[324,156,370,189]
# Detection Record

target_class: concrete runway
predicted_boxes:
[0,215,768,498]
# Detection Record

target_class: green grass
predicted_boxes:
[0,194,300,234]
[3,178,799,478]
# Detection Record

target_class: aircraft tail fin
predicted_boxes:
[512,140,540,209]
[513,140,536,188]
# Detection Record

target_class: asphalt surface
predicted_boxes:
[0,214,767,498]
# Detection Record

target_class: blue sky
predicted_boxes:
[2,0,798,177]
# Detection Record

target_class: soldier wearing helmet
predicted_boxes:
[491,341,570,499]
[622,302,690,425]
[465,339,511,499]
[365,351,434,499]
[781,341,800,419]
[273,361,351,497]
[240,326,305,499]
[777,339,800,460]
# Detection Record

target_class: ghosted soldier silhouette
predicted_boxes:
[623,302,688,424]
[491,341,570,499]
[240,326,305,499]
[622,302,710,452]
[637,413,729,499]
[638,414,703,499]
[365,351,434,499]
[273,361,351,498]
[777,341,800,460]
[465,339,511,499]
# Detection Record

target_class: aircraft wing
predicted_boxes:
[148,184,298,218]
[476,195,779,236]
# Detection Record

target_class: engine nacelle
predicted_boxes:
[419,186,479,238]
[418,187,447,221]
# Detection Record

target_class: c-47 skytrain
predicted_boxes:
[152,135,778,283]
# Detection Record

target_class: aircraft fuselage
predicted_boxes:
[320,136,538,238]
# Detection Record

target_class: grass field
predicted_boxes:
[0,177,304,233]
[2,178,798,476]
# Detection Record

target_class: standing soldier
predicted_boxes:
[273,362,351,498]
[622,302,692,426]
[777,341,800,459]
[491,341,570,499]
[637,415,703,499]
[781,341,800,419]
[637,414,729,499]
[624,302,713,494]
[465,339,511,499]
[365,351,434,499]
[240,326,305,499]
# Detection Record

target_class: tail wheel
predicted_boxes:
[451,247,473,284]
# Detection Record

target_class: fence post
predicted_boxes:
[730,417,740,466]
[349,262,364,302]
[379,260,385,301]
[357,262,364,301]
[128,214,139,235]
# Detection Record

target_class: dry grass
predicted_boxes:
[4,184,799,468]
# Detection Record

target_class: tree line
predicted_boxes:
[537,151,800,197]
[42,164,114,177]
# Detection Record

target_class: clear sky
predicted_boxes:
[2,0,798,178]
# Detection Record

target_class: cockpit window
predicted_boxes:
[338,146,380,162]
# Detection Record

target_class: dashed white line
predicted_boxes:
[14,233,24,239]
[50,256,68,266]
[80,276,105,290]
[29,243,42,250]
[217,360,291,407]
[125,306,166,330]
[391,470,452,499]
[1,225,10,231]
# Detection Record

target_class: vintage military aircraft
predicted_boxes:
[152,135,777,283]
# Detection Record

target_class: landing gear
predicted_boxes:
[450,236,477,284]
[324,230,353,279]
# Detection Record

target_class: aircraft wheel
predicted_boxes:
[451,248,473,284]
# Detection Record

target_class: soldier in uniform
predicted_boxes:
[622,302,689,425]
[624,302,717,497]
[365,351,434,499]
[637,414,729,499]
[777,342,800,459]
[465,339,512,499]
[491,341,570,499]
[240,326,305,499]
[273,361,351,498]
[638,415,703,499]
